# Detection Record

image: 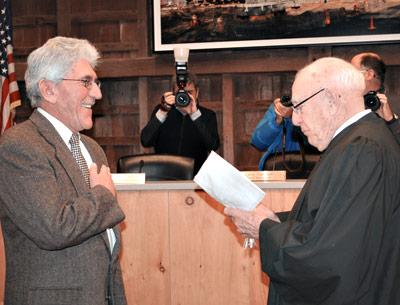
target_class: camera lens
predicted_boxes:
[175,90,191,107]
[364,91,381,112]
[280,95,292,107]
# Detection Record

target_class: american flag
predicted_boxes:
[0,0,20,135]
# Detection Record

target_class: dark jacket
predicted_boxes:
[141,105,220,174]
[260,113,400,305]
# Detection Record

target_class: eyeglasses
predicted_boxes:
[291,88,325,113]
[60,78,101,89]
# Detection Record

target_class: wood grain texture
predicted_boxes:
[0,184,301,305]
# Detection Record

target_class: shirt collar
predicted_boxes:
[37,107,74,147]
[333,109,371,139]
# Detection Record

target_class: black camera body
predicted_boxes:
[364,91,381,112]
[175,61,191,107]
[280,95,292,107]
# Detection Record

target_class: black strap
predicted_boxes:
[281,122,306,173]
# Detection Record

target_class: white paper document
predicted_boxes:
[112,173,145,185]
[194,151,265,211]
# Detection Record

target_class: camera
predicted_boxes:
[364,91,381,111]
[175,61,191,107]
[364,86,385,112]
[280,95,292,107]
[173,47,191,107]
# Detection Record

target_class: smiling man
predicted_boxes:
[0,37,127,305]
[225,57,400,305]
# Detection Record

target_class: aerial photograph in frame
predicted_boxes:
[152,0,400,51]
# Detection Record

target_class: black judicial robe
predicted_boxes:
[259,113,400,305]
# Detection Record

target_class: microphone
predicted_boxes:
[138,160,144,173]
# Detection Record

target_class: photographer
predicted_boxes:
[252,53,399,173]
[251,97,319,177]
[350,52,400,141]
[140,73,220,175]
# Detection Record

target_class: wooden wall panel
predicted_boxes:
[147,77,171,115]
[118,190,171,305]
[222,74,234,163]
[384,67,400,115]
[12,0,57,57]
[13,0,56,15]
[9,0,400,172]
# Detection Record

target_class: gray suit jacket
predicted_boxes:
[0,110,127,305]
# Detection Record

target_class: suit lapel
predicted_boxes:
[30,110,89,193]
[80,136,114,253]
[30,110,114,254]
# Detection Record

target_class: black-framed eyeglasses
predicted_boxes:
[60,78,101,89]
[290,88,325,113]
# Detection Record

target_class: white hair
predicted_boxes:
[296,57,365,98]
[25,36,100,107]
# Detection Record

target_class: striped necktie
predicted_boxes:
[69,133,90,187]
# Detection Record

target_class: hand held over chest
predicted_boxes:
[89,163,116,196]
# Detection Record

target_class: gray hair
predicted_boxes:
[25,36,100,107]
[296,57,365,97]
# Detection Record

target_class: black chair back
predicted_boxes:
[117,154,195,181]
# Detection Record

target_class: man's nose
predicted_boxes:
[90,82,102,100]
[291,111,301,126]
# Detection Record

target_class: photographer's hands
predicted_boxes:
[160,92,175,112]
[160,91,198,115]
[274,97,293,125]
[180,92,198,115]
[375,93,396,122]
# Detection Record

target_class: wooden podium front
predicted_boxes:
[116,180,303,305]
[0,180,304,305]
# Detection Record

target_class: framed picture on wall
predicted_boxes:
[152,0,400,51]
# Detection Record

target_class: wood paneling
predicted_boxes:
[222,74,234,163]
[10,0,400,172]
[0,183,302,305]
[117,190,171,305]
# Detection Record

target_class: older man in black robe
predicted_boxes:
[225,57,400,305]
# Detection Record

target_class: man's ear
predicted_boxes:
[38,79,57,104]
[325,90,340,116]
[364,68,376,81]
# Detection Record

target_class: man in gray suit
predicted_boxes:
[0,37,127,305]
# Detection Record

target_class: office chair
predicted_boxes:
[117,154,195,181]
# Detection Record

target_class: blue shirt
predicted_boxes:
[250,104,300,170]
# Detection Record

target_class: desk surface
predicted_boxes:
[114,179,306,191]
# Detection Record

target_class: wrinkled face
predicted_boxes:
[54,59,102,133]
[291,81,335,151]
